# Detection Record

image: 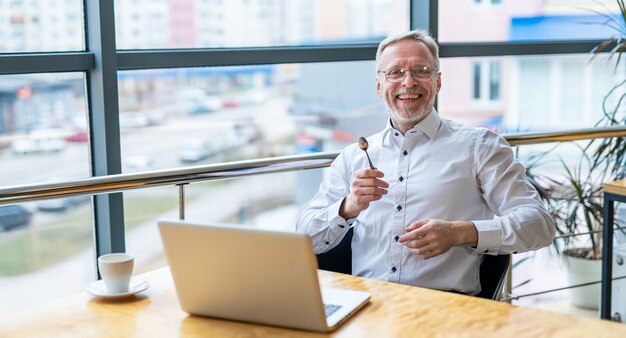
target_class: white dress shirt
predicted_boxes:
[296,110,555,294]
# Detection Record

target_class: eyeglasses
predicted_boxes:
[377,66,438,83]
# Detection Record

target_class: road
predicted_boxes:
[0,95,297,235]
[0,95,295,187]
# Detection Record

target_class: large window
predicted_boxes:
[0,0,622,317]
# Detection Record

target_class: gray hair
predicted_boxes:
[375,29,440,70]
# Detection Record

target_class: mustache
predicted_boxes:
[394,89,423,96]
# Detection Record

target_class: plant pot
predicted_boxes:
[562,252,602,310]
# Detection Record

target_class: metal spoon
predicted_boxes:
[358,136,375,169]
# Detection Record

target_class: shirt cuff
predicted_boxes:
[327,198,354,227]
[310,199,354,253]
[472,219,502,254]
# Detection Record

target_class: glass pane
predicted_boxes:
[124,170,322,273]
[0,199,95,315]
[438,54,617,133]
[118,61,387,172]
[0,0,84,52]
[122,186,178,274]
[0,72,92,314]
[0,73,90,186]
[438,0,622,43]
[114,0,409,49]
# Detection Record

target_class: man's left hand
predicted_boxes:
[398,219,477,259]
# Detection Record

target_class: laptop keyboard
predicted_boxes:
[324,303,342,317]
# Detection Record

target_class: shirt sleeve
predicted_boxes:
[295,151,356,254]
[471,130,556,254]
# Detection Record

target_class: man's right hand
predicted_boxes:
[339,168,388,220]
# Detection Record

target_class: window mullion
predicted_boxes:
[84,0,126,262]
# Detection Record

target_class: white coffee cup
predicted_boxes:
[98,253,134,294]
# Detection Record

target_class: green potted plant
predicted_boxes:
[524,0,626,309]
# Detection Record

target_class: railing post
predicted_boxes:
[178,183,188,220]
[503,260,512,303]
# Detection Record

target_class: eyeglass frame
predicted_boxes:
[377,66,439,83]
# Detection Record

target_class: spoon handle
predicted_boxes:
[365,151,375,170]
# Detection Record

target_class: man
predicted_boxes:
[295,29,555,295]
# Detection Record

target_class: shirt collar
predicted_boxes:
[382,108,441,146]
[411,108,441,139]
[382,120,396,147]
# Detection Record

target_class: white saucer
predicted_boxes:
[86,276,150,298]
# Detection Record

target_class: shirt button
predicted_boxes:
[395,132,399,136]
[403,150,408,156]
[513,251,518,254]
[399,176,404,182]
[325,241,330,245]
[394,235,399,242]
[391,267,397,273]
[396,205,402,211]
[484,249,489,253]
[338,224,345,228]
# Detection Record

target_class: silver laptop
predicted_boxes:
[157,219,370,332]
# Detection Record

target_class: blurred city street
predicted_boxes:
[0,172,296,315]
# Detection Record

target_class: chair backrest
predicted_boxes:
[316,228,510,300]
[315,228,353,274]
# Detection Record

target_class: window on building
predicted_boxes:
[471,60,501,103]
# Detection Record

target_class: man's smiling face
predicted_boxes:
[376,39,441,132]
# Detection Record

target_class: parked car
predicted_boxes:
[178,139,214,163]
[119,111,150,129]
[177,88,223,115]
[11,129,66,155]
[36,195,91,212]
[0,205,32,232]
[64,129,88,143]
[123,156,157,173]
[234,122,263,143]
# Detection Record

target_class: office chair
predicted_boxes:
[316,228,354,275]
[315,228,511,300]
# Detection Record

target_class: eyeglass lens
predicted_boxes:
[385,67,435,82]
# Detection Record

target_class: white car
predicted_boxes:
[119,111,150,129]
[11,129,66,155]
[123,156,157,173]
[179,139,214,163]
[177,88,223,115]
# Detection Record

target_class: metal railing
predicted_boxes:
[1,125,625,207]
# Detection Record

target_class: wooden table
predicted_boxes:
[602,180,626,320]
[2,267,626,337]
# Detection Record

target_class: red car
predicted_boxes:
[65,129,88,142]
